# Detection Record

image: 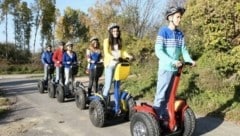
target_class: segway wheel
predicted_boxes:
[124,97,136,121]
[182,107,196,136]
[48,83,56,98]
[56,85,65,103]
[130,112,160,136]
[38,80,44,94]
[75,87,86,110]
[89,100,105,127]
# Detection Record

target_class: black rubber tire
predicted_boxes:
[48,83,56,98]
[130,112,160,136]
[75,87,86,110]
[38,80,44,94]
[89,100,105,127]
[124,97,136,121]
[182,107,196,136]
[56,85,65,103]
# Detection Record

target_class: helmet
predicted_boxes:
[89,36,98,42]
[107,23,120,31]
[165,7,185,20]
[58,41,65,46]
[65,41,73,46]
[45,44,52,48]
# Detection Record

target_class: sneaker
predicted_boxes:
[159,118,169,130]
[162,120,169,127]
[115,109,122,116]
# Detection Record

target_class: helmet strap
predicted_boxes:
[169,20,177,30]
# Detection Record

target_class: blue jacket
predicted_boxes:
[62,52,78,68]
[41,51,54,65]
[89,51,102,69]
[155,26,193,71]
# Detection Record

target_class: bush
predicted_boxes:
[122,55,158,100]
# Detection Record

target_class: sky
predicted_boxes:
[55,0,96,15]
[0,0,97,52]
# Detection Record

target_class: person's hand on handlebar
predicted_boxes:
[175,61,182,68]
[128,55,133,61]
[175,61,196,67]
[113,58,119,61]
[191,61,196,67]
[90,60,95,64]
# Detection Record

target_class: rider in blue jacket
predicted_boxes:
[41,44,54,84]
[87,37,103,96]
[62,41,78,85]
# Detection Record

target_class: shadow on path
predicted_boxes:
[193,84,240,135]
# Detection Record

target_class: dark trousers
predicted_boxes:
[88,69,99,95]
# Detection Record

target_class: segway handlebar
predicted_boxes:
[183,62,193,66]
[113,57,131,63]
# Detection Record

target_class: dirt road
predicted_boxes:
[0,77,239,136]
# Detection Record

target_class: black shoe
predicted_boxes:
[88,88,92,96]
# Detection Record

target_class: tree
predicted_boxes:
[181,0,240,91]
[55,7,88,43]
[86,0,165,39]
[86,0,120,40]
[167,0,187,7]
[31,0,41,53]
[0,0,20,58]
[39,0,56,50]
[120,0,164,38]
[11,0,20,48]
[12,1,32,50]
[0,0,10,44]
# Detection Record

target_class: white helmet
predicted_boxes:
[89,36,98,42]
[107,23,120,31]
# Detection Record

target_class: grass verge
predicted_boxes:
[0,90,11,115]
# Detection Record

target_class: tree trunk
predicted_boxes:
[5,14,8,44]
[5,13,8,59]
[33,13,40,54]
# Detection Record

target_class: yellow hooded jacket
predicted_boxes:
[103,38,131,67]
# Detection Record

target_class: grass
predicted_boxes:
[0,97,11,115]
[187,90,240,124]
[0,90,12,116]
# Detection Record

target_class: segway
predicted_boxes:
[130,62,196,136]
[48,66,64,98]
[75,62,104,110]
[88,58,136,127]
[56,63,79,103]
[38,64,55,94]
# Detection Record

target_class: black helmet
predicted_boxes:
[107,23,120,31]
[45,44,52,48]
[58,41,65,46]
[165,7,185,20]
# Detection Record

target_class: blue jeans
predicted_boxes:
[103,65,121,113]
[103,66,115,96]
[153,70,175,119]
[114,81,121,113]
